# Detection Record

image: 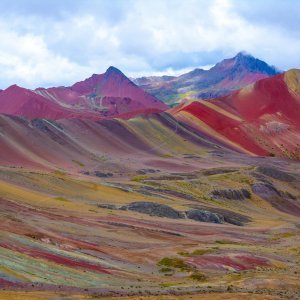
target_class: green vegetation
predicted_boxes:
[157,257,190,272]
[209,171,254,186]
[131,175,148,182]
[215,239,246,245]
[54,196,70,202]
[72,159,85,167]
[178,249,212,257]
[160,153,173,158]
[160,282,183,288]
[157,256,208,282]
[178,251,190,257]
[159,267,173,273]
[271,232,297,240]
[190,271,207,281]
[191,249,212,256]
[53,170,66,177]
[178,90,197,99]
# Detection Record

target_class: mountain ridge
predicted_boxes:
[0,66,167,120]
[171,69,300,159]
[134,52,280,105]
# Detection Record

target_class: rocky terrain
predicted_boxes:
[0,54,299,300]
[134,52,280,105]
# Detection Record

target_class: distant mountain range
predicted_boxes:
[1,49,300,299]
[133,52,280,105]
[0,52,299,159]
[171,69,300,159]
[0,66,167,120]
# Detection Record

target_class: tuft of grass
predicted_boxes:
[178,251,190,257]
[160,282,181,287]
[53,170,66,176]
[215,240,240,245]
[131,175,148,182]
[178,249,212,257]
[271,232,297,240]
[157,257,190,272]
[190,272,207,282]
[54,196,70,202]
[72,159,85,167]
[191,249,212,256]
[159,267,173,273]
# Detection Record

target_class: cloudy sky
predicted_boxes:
[0,0,299,89]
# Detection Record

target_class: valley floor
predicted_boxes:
[0,115,299,299]
[0,157,299,299]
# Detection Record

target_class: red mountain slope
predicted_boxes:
[0,67,167,120]
[171,69,300,159]
[0,85,93,120]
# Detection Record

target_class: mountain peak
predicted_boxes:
[212,52,279,76]
[235,51,253,59]
[105,66,125,77]
[5,84,26,93]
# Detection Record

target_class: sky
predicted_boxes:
[0,0,299,89]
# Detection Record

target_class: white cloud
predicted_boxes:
[0,22,91,88]
[0,0,299,88]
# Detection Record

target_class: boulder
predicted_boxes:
[121,201,184,219]
[252,182,280,198]
[94,171,113,178]
[210,189,251,200]
[256,166,294,182]
[186,209,224,224]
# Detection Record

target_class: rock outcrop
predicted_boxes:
[186,209,224,224]
[210,189,251,200]
[256,166,294,182]
[121,201,184,219]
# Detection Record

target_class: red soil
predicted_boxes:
[1,242,110,274]
[0,67,167,121]
[213,73,300,125]
[172,71,300,157]
[181,101,267,155]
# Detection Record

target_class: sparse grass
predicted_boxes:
[160,154,173,158]
[178,249,212,257]
[54,196,70,202]
[209,172,254,186]
[190,271,207,281]
[178,90,197,99]
[178,251,190,257]
[191,249,212,256]
[72,159,85,167]
[160,282,182,287]
[53,170,66,177]
[271,232,297,240]
[157,257,190,272]
[159,267,173,273]
[131,175,148,182]
[215,240,241,245]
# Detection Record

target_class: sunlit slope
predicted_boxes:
[171,70,300,159]
[0,113,234,171]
